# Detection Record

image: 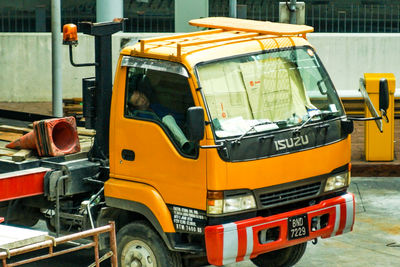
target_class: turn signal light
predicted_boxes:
[63,24,78,45]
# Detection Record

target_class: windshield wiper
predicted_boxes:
[294,111,337,133]
[232,121,274,144]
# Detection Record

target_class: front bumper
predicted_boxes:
[205,193,355,266]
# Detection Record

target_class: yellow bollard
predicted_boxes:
[364,73,395,161]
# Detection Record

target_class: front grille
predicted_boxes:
[258,182,321,207]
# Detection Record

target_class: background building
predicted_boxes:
[0,0,399,33]
[1,0,399,103]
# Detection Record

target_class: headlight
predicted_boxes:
[324,172,350,192]
[207,191,256,215]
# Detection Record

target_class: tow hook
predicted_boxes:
[312,238,318,245]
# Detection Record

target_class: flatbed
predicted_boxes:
[0,113,103,234]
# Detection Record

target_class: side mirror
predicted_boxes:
[341,119,354,135]
[379,78,389,112]
[187,107,205,142]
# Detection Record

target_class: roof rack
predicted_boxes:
[135,17,313,59]
[189,17,314,36]
[139,28,223,54]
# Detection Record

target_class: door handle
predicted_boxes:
[122,149,135,161]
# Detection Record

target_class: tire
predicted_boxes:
[0,201,40,227]
[117,221,182,267]
[251,242,307,267]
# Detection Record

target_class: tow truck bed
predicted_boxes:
[0,114,97,202]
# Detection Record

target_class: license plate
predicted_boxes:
[288,214,309,240]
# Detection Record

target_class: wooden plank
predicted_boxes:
[0,225,48,249]
[12,149,34,162]
[64,104,83,111]
[0,125,31,134]
[63,97,82,104]
[65,111,83,115]
[0,149,14,157]
[0,132,22,142]
[80,141,93,152]
[77,127,96,136]
[79,138,92,144]
[64,151,89,161]
[0,140,10,149]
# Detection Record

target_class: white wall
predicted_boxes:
[0,32,399,101]
[174,0,209,32]
[0,33,94,101]
[0,33,163,102]
[308,33,400,95]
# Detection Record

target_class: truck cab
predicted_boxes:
[104,18,356,266]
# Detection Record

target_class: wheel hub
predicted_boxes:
[121,240,156,267]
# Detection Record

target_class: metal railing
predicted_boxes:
[0,222,118,267]
[209,0,400,33]
[0,1,399,33]
[306,3,400,33]
[0,0,174,33]
[0,8,37,32]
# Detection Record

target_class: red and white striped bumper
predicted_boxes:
[205,193,355,266]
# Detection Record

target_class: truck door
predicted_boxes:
[111,58,207,211]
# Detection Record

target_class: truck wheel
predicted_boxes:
[117,221,182,267]
[251,242,307,267]
[0,201,40,227]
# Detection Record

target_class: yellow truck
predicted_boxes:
[0,17,389,267]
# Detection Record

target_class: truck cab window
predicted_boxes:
[125,67,196,156]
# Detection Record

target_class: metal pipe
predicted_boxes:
[86,187,104,230]
[87,204,95,229]
[93,235,100,267]
[68,45,97,67]
[229,0,237,18]
[54,224,113,243]
[289,0,297,24]
[2,243,95,267]
[51,0,63,117]
[109,221,118,267]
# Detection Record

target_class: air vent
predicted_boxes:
[259,182,321,207]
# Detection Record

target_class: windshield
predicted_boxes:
[196,47,344,138]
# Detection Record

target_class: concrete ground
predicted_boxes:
[4,177,400,266]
